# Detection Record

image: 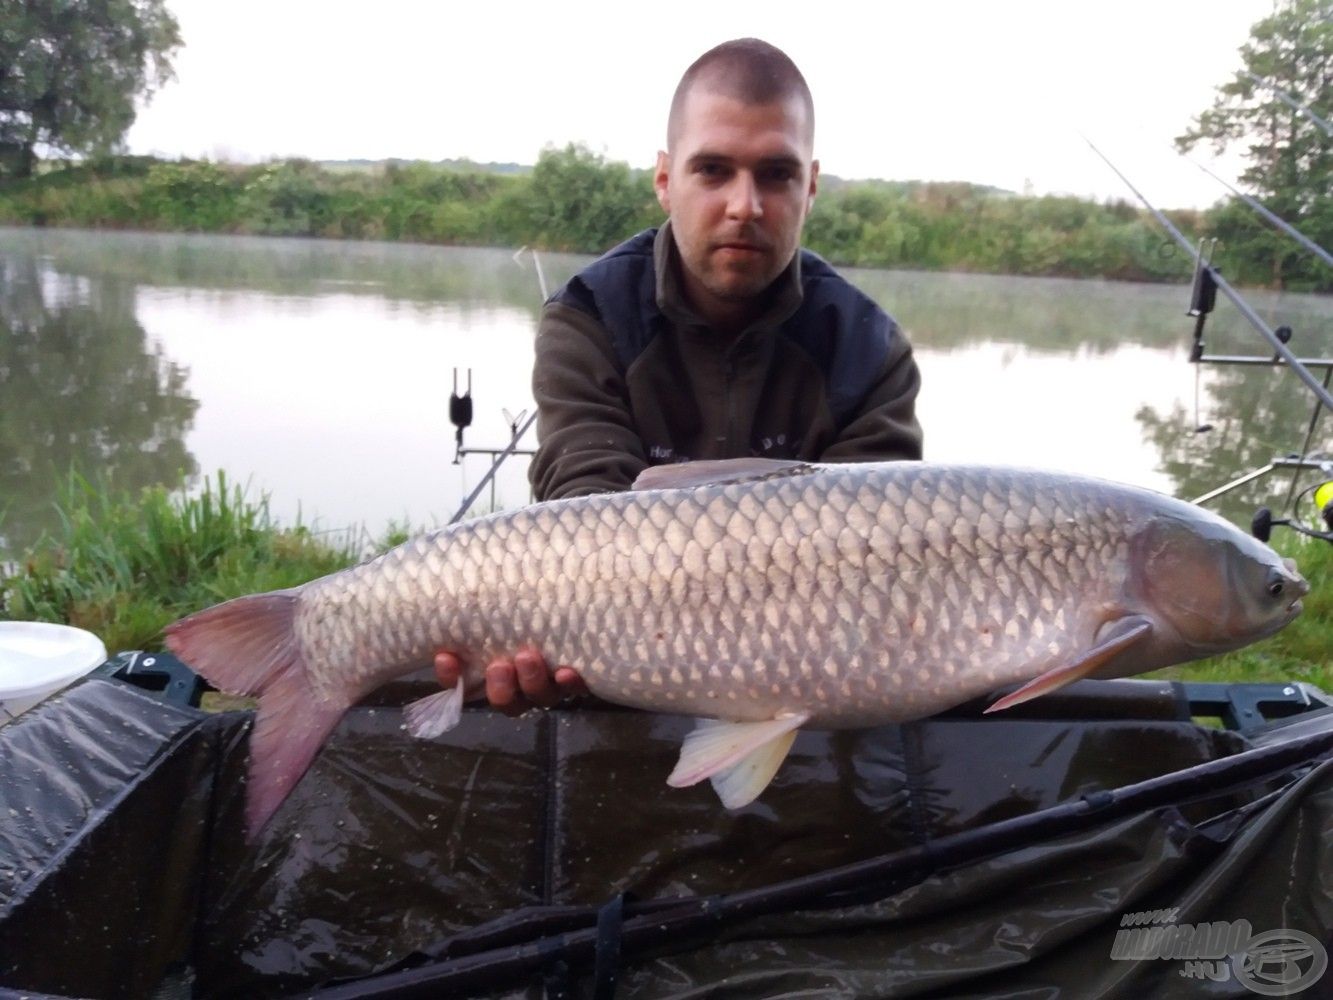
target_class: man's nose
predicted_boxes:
[726,173,762,220]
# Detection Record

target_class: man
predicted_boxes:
[437,38,923,711]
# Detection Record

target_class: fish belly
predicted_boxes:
[295,465,1130,726]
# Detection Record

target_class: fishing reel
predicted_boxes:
[1252,480,1333,544]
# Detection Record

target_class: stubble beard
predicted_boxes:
[699,254,781,303]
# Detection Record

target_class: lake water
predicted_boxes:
[2,226,1331,558]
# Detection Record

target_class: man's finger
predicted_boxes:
[514,648,560,708]
[434,651,462,688]
[552,666,589,697]
[485,660,525,717]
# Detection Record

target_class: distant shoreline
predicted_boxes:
[2,148,1324,292]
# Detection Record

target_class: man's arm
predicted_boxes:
[820,326,924,462]
[527,301,650,502]
[440,304,640,711]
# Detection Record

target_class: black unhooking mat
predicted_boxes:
[2,672,1332,999]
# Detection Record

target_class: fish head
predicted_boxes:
[1133,512,1307,656]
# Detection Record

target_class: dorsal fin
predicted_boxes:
[632,458,815,492]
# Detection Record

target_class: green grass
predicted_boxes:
[0,471,363,653]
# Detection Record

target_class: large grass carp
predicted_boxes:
[165,458,1307,838]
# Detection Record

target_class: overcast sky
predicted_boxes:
[125,0,1278,209]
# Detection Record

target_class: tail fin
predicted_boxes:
[165,590,350,840]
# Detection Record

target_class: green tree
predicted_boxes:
[0,0,181,178]
[1176,0,1332,290]
[525,143,657,252]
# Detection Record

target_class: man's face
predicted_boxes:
[654,87,818,325]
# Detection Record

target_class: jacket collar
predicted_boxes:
[652,220,804,335]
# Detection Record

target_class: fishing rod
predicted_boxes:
[313,725,1333,998]
[1170,141,1333,513]
[1083,135,1333,414]
[1083,136,1333,541]
[1179,151,1333,269]
[1243,70,1333,137]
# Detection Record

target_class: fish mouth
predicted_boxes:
[1221,596,1305,650]
[1254,597,1305,641]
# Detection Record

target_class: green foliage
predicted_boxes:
[525,144,658,252]
[0,472,360,654]
[1177,0,1332,291]
[804,184,1189,281]
[0,0,181,178]
[239,159,341,237]
[140,160,244,231]
[0,152,1221,283]
[379,160,515,244]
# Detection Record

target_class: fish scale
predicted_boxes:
[166,459,1306,836]
[306,466,1122,721]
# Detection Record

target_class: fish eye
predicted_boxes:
[1268,577,1285,598]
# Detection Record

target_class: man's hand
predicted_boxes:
[432,646,588,717]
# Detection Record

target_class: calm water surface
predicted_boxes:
[3,226,1331,558]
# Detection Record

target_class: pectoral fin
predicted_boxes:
[404,684,465,738]
[984,615,1154,714]
[667,713,810,809]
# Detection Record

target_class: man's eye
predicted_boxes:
[697,163,726,177]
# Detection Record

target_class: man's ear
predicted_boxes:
[807,159,819,212]
[653,150,671,215]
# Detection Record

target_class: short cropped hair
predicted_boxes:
[667,38,815,150]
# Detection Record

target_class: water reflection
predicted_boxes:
[854,268,1194,352]
[0,226,1329,560]
[0,228,585,317]
[853,265,1328,357]
[0,253,198,554]
[1138,364,1327,525]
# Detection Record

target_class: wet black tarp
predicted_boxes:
[1,674,1332,998]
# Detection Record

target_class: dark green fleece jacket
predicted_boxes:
[529,223,924,502]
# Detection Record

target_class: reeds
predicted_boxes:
[0,471,360,654]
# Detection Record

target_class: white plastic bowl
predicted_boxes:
[0,621,108,722]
